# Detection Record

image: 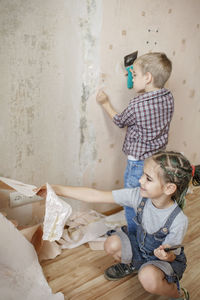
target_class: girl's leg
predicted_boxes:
[104,159,144,281]
[104,235,122,261]
[104,235,136,281]
[138,265,181,298]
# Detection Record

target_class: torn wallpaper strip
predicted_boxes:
[60,218,108,249]
[0,176,36,196]
[43,183,72,242]
[59,210,126,249]
[0,177,126,253]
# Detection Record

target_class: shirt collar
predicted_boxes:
[133,88,170,102]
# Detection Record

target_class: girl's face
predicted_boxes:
[139,158,166,200]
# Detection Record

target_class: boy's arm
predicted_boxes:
[97,90,136,128]
[96,90,117,119]
[37,184,115,204]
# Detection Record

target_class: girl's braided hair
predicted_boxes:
[152,151,200,209]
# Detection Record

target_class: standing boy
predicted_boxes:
[96,52,174,280]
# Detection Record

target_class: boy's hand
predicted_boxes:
[34,185,47,198]
[96,90,117,118]
[154,244,176,262]
[96,90,109,105]
[120,61,128,76]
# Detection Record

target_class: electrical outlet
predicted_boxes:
[10,191,43,208]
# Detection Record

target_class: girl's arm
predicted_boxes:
[154,244,176,262]
[153,214,188,262]
[37,184,115,204]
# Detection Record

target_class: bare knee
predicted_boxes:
[138,265,163,294]
[104,235,121,255]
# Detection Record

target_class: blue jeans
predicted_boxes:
[124,159,144,234]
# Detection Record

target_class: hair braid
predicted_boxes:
[152,151,197,209]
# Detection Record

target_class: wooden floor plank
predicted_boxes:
[41,191,200,299]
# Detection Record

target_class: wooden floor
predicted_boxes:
[41,188,200,300]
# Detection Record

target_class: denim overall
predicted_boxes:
[126,198,187,286]
[124,159,144,235]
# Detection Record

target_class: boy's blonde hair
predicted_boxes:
[134,52,172,88]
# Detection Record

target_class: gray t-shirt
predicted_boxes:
[112,187,188,253]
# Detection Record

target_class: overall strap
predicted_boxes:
[162,205,181,230]
[136,198,148,224]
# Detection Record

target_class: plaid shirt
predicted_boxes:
[113,88,174,160]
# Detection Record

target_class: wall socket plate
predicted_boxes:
[9,191,43,208]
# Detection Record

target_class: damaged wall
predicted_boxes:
[0,0,200,224]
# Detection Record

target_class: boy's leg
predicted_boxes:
[124,159,144,233]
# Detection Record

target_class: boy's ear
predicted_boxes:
[164,183,177,196]
[145,72,153,84]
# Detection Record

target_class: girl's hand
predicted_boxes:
[34,185,47,198]
[96,90,109,105]
[154,244,175,262]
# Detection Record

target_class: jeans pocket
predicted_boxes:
[124,162,144,188]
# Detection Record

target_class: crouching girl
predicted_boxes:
[37,151,200,299]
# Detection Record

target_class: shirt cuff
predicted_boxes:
[113,114,124,128]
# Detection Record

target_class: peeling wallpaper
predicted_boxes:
[0,0,199,223]
[78,0,101,173]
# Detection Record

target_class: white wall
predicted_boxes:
[0,0,200,224]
